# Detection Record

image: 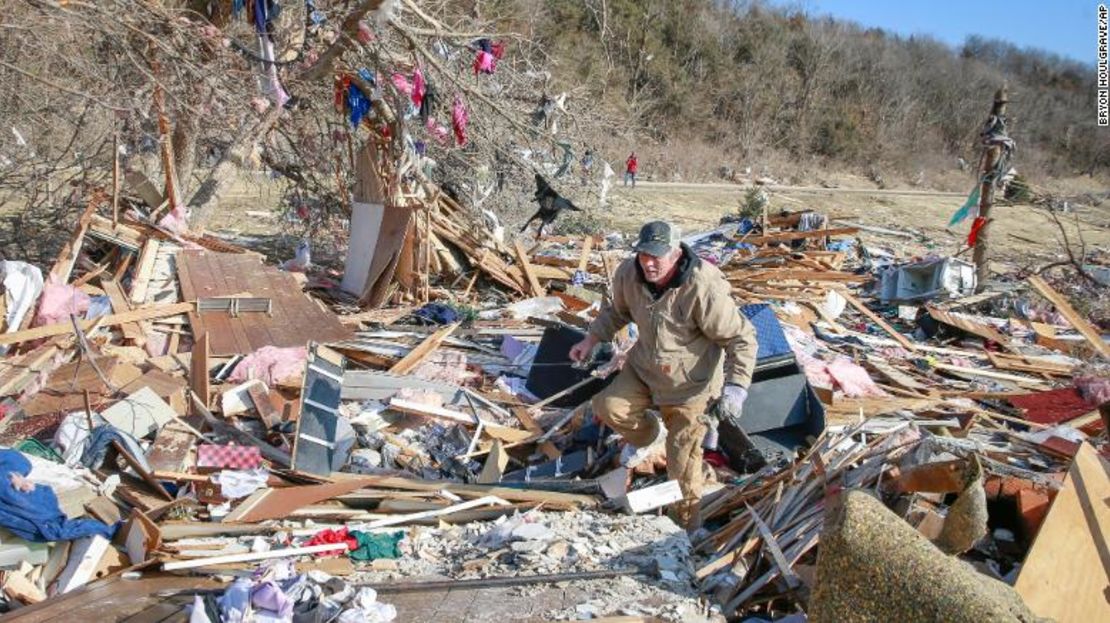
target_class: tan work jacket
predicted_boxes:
[588,246,758,405]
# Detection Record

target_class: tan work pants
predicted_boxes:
[591,366,709,530]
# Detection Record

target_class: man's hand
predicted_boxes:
[718,384,748,424]
[569,334,600,364]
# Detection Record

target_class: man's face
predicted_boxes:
[638,248,682,284]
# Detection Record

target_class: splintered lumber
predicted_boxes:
[1027,275,1110,358]
[1014,443,1110,621]
[129,238,161,305]
[49,195,102,282]
[742,227,857,246]
[429,212,524,293]
[225,479,375,523]
[191,332,210,409]
[928,307,1015,351]
[387,398,530,443]
[731,270,871,284]
[513,240,544,296]
[388,322,459,375]
[0,343,63,396]
[932,363,1049,388]
[346,474,598,509]
[577,236,594,273]
[0,302,193,346]
[100,279,144,344]
[984,351,1074,377]
[354,495,510,530]
[163,543,350,571]
[839,289,915,351]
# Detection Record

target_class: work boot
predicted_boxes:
[669,499,702,533]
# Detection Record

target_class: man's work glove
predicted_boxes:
[717,384,748,426]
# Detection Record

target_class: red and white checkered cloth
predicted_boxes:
[196,444,262,470]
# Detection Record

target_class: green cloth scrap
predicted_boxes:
[948,185,981,227]
[15,439,63,463]
[348,530,403,561]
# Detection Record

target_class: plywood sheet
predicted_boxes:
[176,250,352,355]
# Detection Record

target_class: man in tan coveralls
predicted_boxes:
[569,221,758,531]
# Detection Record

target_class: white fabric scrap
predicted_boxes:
[211,468,270,500]
[0,261,44,356]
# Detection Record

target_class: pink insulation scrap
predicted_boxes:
[826,357,887,398]
[796,351,835,389]
[33,275,90,328]
[1075,375,1110,406]
[157,204,189,234]
[229,346,307,386]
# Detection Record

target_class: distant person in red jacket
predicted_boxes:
[624,152,638,187]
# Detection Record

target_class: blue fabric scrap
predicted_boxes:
[0,449,116,542]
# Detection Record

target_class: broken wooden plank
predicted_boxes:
[225,479,375,523]
[355,495,511,530]
[129,238,161,305]
[933,363,1049,388]
[513,239,545,297]
[985,351,1074,377]
[100,278,145,344]
[49,196,101,283]
[344,474,598,509]
[839,289,915,351]
[246,383,280,429]
[1027,274,1110,358]
[731,270,871,284]
[0,302,193,346]
[388,322,459,375]
[162,543,350,571]
[928,307,1015,351]
[477,440,509,484]
[1014,443,1110,621]
[190,332,210,410]
[742,227,858,246]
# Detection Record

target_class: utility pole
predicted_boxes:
[972,86,1013,292]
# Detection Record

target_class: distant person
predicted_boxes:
[624,152,638,187]
[580,149,594,186]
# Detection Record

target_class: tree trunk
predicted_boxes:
[187,106,283,231]
[972,87,1009,292]
[172,102,200,199]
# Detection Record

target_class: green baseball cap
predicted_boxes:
[633,221,681,257]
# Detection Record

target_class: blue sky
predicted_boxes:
[774,1,1095,66]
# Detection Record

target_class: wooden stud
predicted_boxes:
[388,322,459,375]
[839,289,915,351]
[1028,274,1110,358]
[0,302,192,347]
[513,240,544,297]
[129,238,161,305]
[100,279,144,344]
